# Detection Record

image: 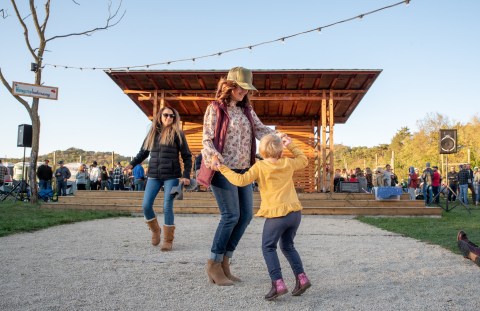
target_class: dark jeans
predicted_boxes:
[56,180,67,196]
[90,181,99,190]
[262,211,304,281]
[432,185,440,204]
[38,180,51,191]
[468,183,476,203]
[448,183,457,201]
[77,183,86,190]
[209,170,253,262]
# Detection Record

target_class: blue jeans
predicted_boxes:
[262,211,304,281]
[423,184,433,204]
[210,170,253,262]
[475,183,480,203]
[142,178,178,225]
[39,180,51,191]
[135,179,145,191]
[459,184,469,204]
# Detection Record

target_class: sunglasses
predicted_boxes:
[162,113,175,119]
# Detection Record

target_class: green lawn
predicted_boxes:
[357,202,480,254]
[0,201,131,237]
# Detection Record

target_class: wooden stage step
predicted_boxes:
[41,190,442,217]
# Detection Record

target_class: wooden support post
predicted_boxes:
[328,90,335,192]
[321,91,327,192]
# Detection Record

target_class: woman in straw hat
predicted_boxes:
[200,67,283,286]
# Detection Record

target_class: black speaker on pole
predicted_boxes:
[17,124,33,147]
[439,129,457,154]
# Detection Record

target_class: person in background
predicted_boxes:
[54,160,71,196]
[133,163,145,191]
[364,167,373,193]
[473,166,480,206]
[348,174,358,182]
[373,167,384,188]
[127,106,192,252]
[75,164,88,190]
[431,166,442,204]
[466,164,476,204]
[0,159,9,188]
[333,169,345,193]
[218,133,311,300]
[99,166,109,190]
[383,164,392,187]
[112,161,124,190]
[201,66,279,286]
[36,159,53,191]
[458,164,470,205]
[447,166,458,202]
[89,161,101,190]
[421,162,434,205]
[407,166,418,200]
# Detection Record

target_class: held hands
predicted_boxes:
[124,164,132,172]
[179,178,190,186]
[211,155,221,171]
[276,132,291,147]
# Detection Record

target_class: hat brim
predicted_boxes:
[236,81,257,91]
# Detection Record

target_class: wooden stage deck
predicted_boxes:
[42,191,442,217]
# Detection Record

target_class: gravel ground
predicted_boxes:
[1,215,479,311]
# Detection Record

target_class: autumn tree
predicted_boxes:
[0,0,124,203]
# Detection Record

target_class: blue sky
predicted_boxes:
[1,0,479,159]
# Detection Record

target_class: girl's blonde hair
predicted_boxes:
[215,77,251,107]
[259,134,283,159]
[143,106,183,151]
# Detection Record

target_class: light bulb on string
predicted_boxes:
[405,0,410,6]
[248,46,253,54]
[280,38,286,45]
[317,27,322,34]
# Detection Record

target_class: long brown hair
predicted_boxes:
[215,78,251,107]
[143,106,183,151]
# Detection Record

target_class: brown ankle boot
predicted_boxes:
[206,259,234,286]
[221,256,241,282]
[161,225,175,251]
[146,217,161,246]
[264,279,288,300]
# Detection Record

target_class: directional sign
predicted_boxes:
[12,81,59,100]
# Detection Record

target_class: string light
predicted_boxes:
[43,0,411,71]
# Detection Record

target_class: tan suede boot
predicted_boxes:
[221,256,242,282]
[146,217,161,246]
[206,259,234,286]
[161,225,175,251]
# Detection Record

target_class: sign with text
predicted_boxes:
[12,81,59,100]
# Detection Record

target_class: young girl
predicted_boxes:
[218,133,311,300]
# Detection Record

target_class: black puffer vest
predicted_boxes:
[130,131,192,180]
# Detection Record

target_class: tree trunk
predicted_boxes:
[29,109,40,204]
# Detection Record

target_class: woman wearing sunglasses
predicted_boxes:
[127,106,192,251]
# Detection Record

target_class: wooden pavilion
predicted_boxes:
[106,69,382,192]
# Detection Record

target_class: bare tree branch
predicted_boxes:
[40,0,50,33]
[1,9,10,19]
[0,68,33,117]
[10,0,37,61]
[46,0,125,43]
